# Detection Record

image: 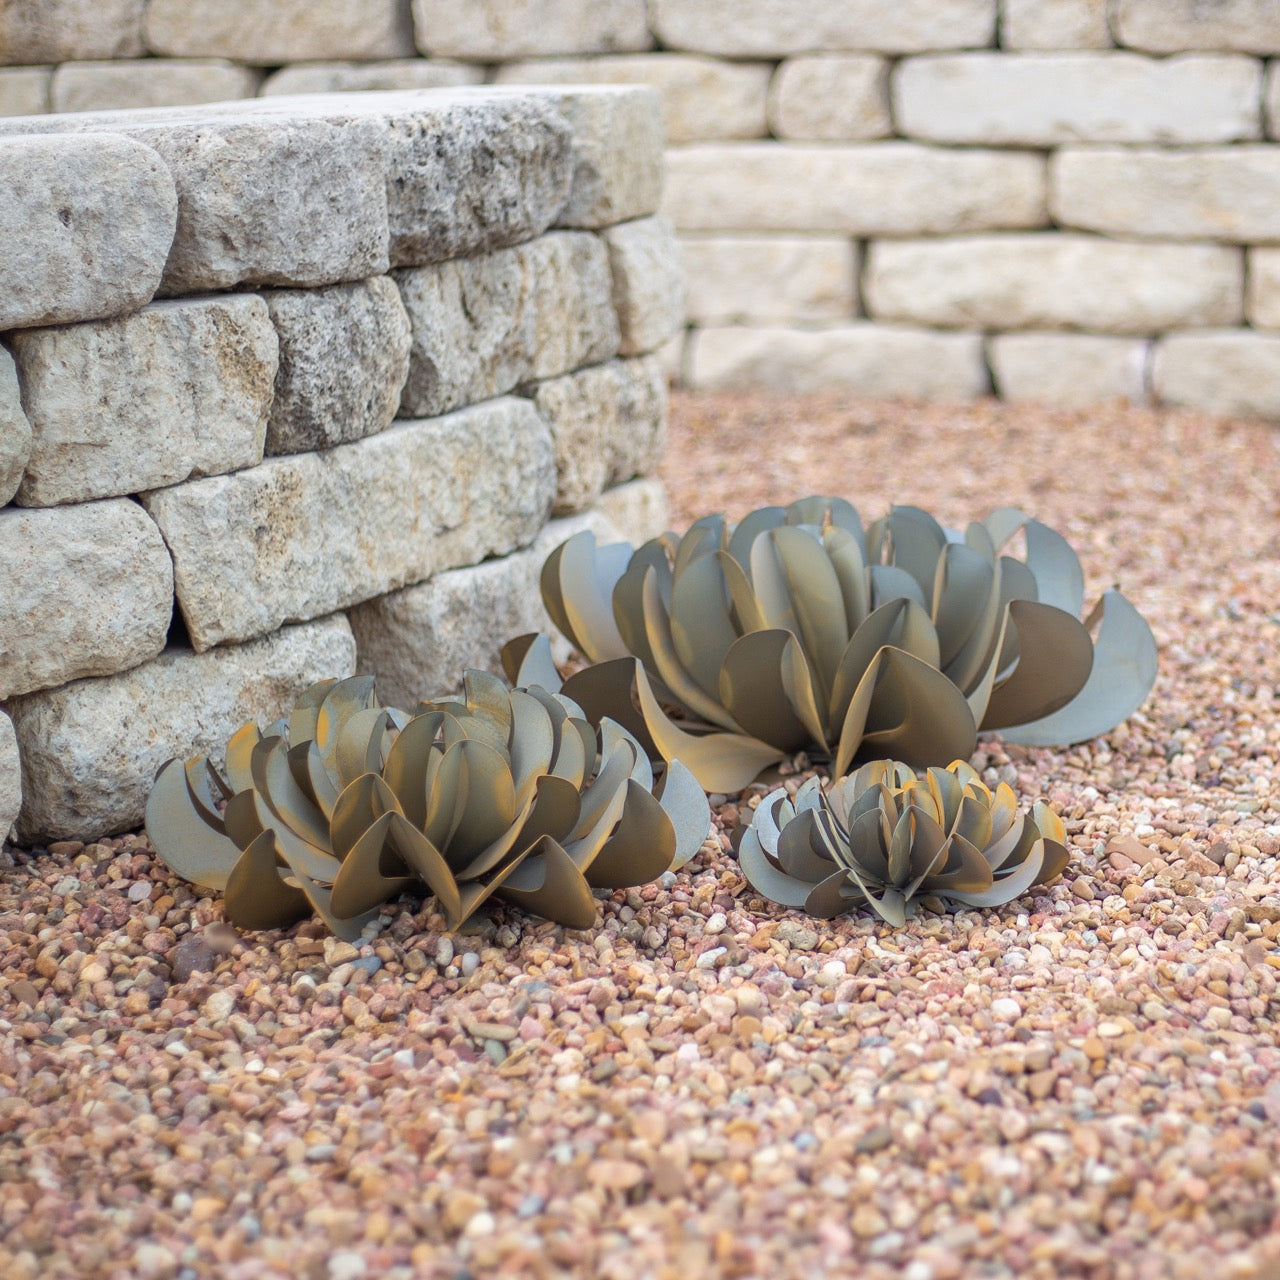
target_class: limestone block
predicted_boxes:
[395,231,619,418]
[260,61,484,97]
[650,0,996,55]
[1001,0,1112,49]
[0,68,50,116]
[864,236,1243,333]
[494,53,770,144]
[688,325,987,398]
[656,332,687,386]
[141,397,556,652]
[988,333,1149,407]
[768,55,892,141]
[0,347,31,506]
[663,143,1046,234]
[1052,147,1280,243]
[1268,65,1280,140]
[7,616,357,842]
[604,216,685,356]
[894,54,1261,145]
[51,60,261,114]
[0,499,172,700]
[0,0,145,62]
[1153,331,1280,419]
[1112,0,1280,55]
[0,133,176,330]
[145,0,415,63]
[412,0,652,59]
[680,235,858,323]
[0,711,19,844]
[596,475,670,545]
[1247,250,1280,329]
[263,277,411,455]
[10,296,277,507]
[532,356,667,514]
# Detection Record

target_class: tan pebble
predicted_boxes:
[1083,1036,1107,1060]
[326,939,360,966]
[1182,1176,1210,1203]
[593,1158,646,1191]
[48,840,85,857]
[80,961,108,984]
[190,1197,224,1223]
[9,980,39,1007]
[732,1015,762,1040]
[1097,1021,1125,1037]
[632,1110,667,1146]
[851,1205,886,1238]
[443,1191,486,1233]
[1026,1069,1057,1100]
[34,952,59,980]
[1071,879,1095,901]
[122,989,151,1016]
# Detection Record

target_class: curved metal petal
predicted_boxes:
[146,757,240,891]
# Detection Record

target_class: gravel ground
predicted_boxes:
[2,391,1279,1280]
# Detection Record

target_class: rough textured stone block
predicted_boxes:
[604,216,684,356]
[0,68,50,116]
[395,231,619,418]
[1268,65,1280,140]
[1153,331,1280,419]
[1002,0,1112,49]
[0,0,144,62]
[7,616,357,842]
[51,60,260,114]
[260,60,484,97]
[1247,249,1280,329]
[0,347,31,507]
[0,500,172,700]
[532,356,667,514]
[680,235,858,323]
[1112,0,1280,55]
[495,53,770,144]
[142,397,556,652]
[865,236,1243,333]
[1052,147,1280,243]
[688,325,987,398]
[894,54,1261,145]
[0,133,176,330]
[596,475,670,545]
[664,143,1046,234]
[145,0,415,63]
[263,277,411,455]
[11,296,277,507]
[413,0,652,59]
[989,333,1149,407]
[768,55,892,141]
[0,711,19,844]
[656,331,687,385]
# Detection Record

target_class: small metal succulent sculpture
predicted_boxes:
[146,672,710,940]
[738,759,1070,926]
[508,499,1156,792]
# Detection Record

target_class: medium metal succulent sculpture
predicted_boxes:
[146,672,710,940]
[508,499,1156,792]
[738,759,1070,926]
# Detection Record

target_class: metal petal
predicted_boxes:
[145,757,240,891]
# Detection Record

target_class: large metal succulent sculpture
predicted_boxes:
[739,759,1070,926]
[509,499,1156,792]
[146,672,710,940]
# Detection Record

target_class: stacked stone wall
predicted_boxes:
[0,85,682,843]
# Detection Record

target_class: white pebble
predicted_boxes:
[164,1040,187,1057]
[991,997,1022,1022]
[245,1058,264,1073]
[203,990,236,1021]
[435,938,454,967]
[677,1043,700,1063]
[460,952,480,977]
[705,912,727,934]
[696,947,726,969]
[127,881,153,902]
[327,1251,367,1280]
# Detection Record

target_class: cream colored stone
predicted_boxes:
[988,333,1149,407]
[1053,147,1280,242]
[1247,249,1280,329]
[664,143,1046,234]
[141,397,556,651]
[604,216,684,356]
[412,0,652,59]
[894,54,1260,145]
[1153,331,1280,419]
[865,235,1243,333]
[0,0,144,61]
[1112,0,1280,55]
[768,55,891,141]
[596,475,670,545]
[260,61,483,97]
[0,711,19,845]
[655,332,687,386]
[0,499,172,700]
[688,325,987,398]
[680,236,857,323]
[0,347,31,507]
[8,616,357,842]
[1268,64,1280,140]
[0,68,50,117]
[1002,0,1111,49]
[51,60,260,114]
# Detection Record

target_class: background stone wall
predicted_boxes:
[4,0,1280,417]
[0,85,682,843]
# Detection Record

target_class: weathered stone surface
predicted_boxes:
[768,55,892,141]
[688,325,987,398]
[0,711,19,844]
[1112,0,1280,55]
[11,296,277,506]
[51,60,260,114]
[680,235,858,323]
[495,53,770,144]
[263,277,410,455]
[651,0,996,54]
[412,0,652,59]
[596,475,670,545]
[142,397,556,651]
[0,133,176,330]
[7,616,357,842]
[656,331,686,385]
[145,0,415,63]
[1153,331,1280,419]
[532,356,666,514]
[864,236,1243,333]
[0,347,31,507]
[894,54,1261,145]
[1268,65,1280,140]
[663,143,1046,234]
[260,60,484,97]
[0,0,144,62]
[1052,147,1280,243]
[1247,249,1280,329]
[1001,0,1111,49]
[604,216,684,356]
[0,499,172,700]
[989,333,1149,407]
[0,68,49,116]
[395,231,619,417]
